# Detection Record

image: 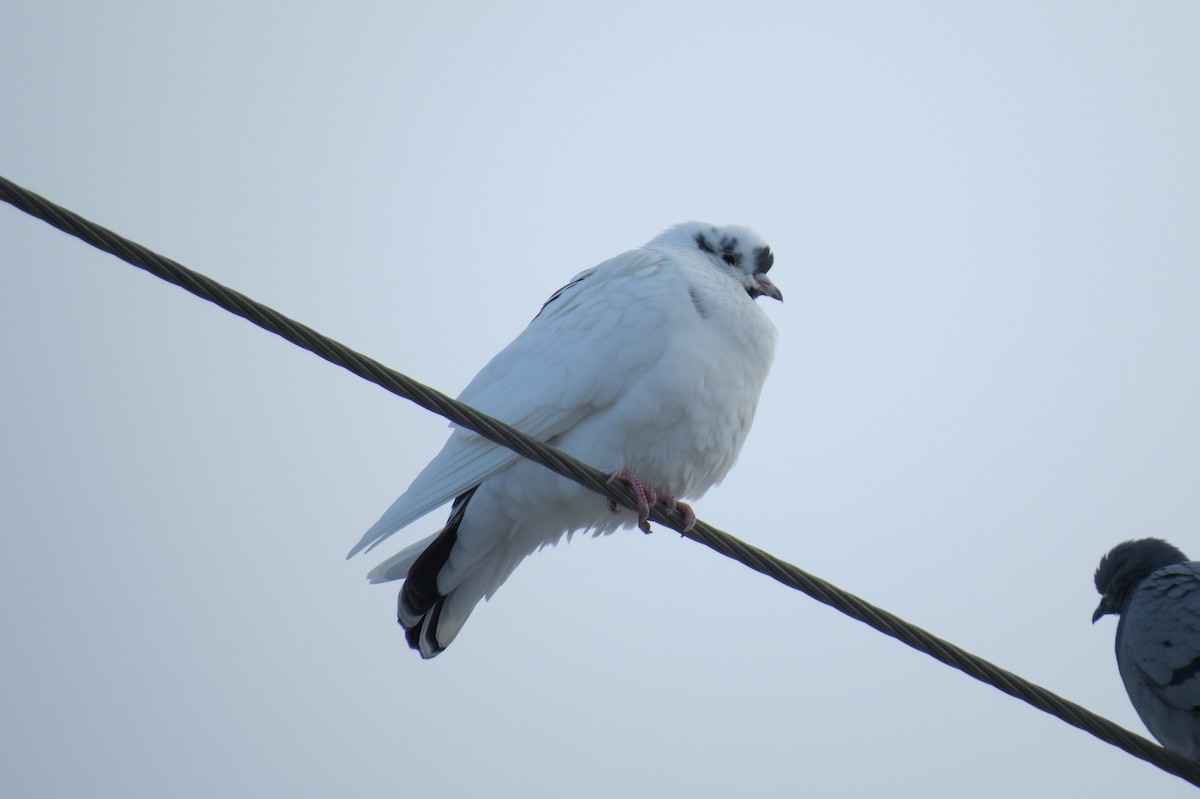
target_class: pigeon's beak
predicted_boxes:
[755,274,783,302]
[1092,596,1115,624]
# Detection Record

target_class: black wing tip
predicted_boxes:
[401,598,448,658]
[396,487,478,658]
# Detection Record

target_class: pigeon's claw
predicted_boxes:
[608,469,657,533]
[663,497,697,532]
[655,493,696,532]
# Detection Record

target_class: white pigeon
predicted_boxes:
[348,222,782,658]
[1094,538,1200,761]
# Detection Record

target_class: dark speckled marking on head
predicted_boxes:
[694,232,716,255]
[718,235,742,267]
[754,246,774,274]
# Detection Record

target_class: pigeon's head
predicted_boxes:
[654,222,782,302]
[1093,538,1189,623]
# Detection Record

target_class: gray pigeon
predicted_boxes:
[1093,538,1200,760]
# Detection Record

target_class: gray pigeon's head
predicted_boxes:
[651,222,782,302]
[1093,538,1189,622]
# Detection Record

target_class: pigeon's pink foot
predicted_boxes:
[607,469,657,533]
[661,496,697,532]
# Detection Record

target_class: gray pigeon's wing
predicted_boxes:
[1122,562,1200,711]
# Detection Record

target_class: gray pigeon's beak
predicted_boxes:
[1092,596,1115,623]
[756,275,783,302]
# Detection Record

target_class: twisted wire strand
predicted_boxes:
[4,173,1199,787]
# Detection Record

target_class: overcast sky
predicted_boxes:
[4,2,1200,797]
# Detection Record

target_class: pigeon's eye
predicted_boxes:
[722,252,738,267]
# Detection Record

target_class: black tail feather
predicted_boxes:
[399,487,477,657]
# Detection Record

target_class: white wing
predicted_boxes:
[346,248,682,557]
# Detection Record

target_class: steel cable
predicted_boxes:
[4,173,1198,787]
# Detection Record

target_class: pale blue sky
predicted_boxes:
[3,2,1200,796]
